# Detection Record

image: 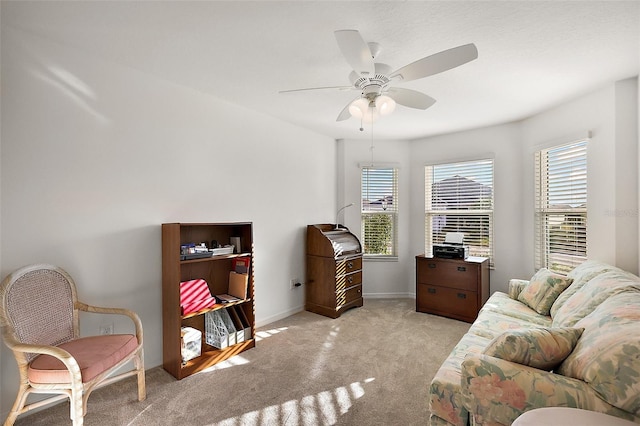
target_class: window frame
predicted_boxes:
[424,158,494,266]
[360,165,399,260]
[534,139,588,274]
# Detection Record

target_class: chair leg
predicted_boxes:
[70,387,84,426]
[135,349,146,401]
[4,384,30,426]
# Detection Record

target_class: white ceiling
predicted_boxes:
[3,1,639,140]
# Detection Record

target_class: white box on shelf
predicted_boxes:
[210,245,235,256]
[181,327,202,363]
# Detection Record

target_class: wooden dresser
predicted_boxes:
[416,255,489,323]
[306,224,363,318]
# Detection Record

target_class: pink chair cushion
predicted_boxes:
[28,334,138,384]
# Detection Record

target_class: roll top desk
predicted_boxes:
[306,224,363,318]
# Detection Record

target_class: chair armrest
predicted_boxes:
[508,279,529,299]
[76,302,143,343]
[460,354,637,425]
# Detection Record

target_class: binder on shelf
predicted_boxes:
[179,279,217,316]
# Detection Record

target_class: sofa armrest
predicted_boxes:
[460,354,637,426]
[507,279,529,299]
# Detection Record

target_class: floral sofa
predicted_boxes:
[428,260,640,426]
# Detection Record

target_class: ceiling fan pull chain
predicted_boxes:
[370,108,375,165]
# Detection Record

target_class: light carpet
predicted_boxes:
[14,298,470,426]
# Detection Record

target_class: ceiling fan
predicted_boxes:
[281,30,478,122]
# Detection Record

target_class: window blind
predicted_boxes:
[535,140,587,274]
[425,159,494,264]
[361,167,398,257]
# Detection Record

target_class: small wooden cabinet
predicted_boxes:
[162,222,255,380]
[416,255,489,323]
[306,224,363,318]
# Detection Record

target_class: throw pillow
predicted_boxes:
[518,268,573,315]
[484,327,584,371]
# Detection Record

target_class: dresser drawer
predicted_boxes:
[336,270,362,288]
[337,284,362,305]
[417,259,478,291]
[416,284,478,320]
[336,256,362,275]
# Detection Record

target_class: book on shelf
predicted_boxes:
[232,257,250,274]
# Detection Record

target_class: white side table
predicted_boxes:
[513,407,637,426]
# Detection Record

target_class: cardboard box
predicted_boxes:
[228,272,248,299]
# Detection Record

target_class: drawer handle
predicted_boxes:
[428,263,436,269]
[347,261,353,269]
[457,266,467,272]
[457,293,467,299]
[347,276,353,284]
[428,288,437,294]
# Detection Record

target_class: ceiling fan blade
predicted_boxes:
[279,86,352,94]
[336,97,360,121]
[390,43,478,82]
[334,30,375,77]
[387,87,436,110]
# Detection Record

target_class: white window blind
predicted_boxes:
[535,140,587,274]
[425,159,494,265]
[361,167,398,257]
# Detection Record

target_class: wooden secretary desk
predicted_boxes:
[306,224,363,318]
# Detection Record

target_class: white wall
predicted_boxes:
[338,138,413,297]
[0,27,336,416]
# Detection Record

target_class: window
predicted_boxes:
[425,159,494,265]
[361,166,398,258]
[535,140,587,274]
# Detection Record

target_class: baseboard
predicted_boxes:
[363,292,416,299]
[255,295,416,328]
[255,304,305,328]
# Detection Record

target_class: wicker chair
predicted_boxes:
[0,264,146,425]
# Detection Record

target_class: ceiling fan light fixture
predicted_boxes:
[348,98,369,119]
[361,105,380,123]
[376,95,396,116]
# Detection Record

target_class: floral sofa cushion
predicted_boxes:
[551,270,640,327]
[484,327,583,371]
[557,290,640,415]
[549,260,619,318]
[517,269,573,315]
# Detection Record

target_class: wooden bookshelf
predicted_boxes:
[162,222,255,380]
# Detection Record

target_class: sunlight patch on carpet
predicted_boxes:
[200,355,250,373]
[212,378,374,426]
[255,326,289,342]
[309,325,340,379]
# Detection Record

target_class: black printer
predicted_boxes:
[433,232,469,259]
